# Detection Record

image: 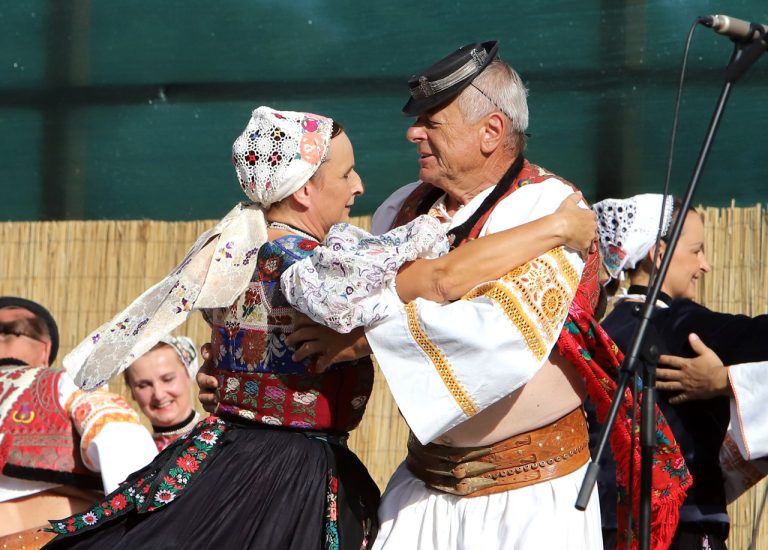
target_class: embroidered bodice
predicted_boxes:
[204,235,373,433]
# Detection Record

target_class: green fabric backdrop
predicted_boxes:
[1,0,766,220]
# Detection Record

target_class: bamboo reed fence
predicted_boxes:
[1,205,766,548]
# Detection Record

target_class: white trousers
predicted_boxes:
[372,461,602,550]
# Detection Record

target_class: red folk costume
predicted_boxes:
[0,366,99,488]
[0,364,155,495]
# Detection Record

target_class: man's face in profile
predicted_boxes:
[0,307,51,367]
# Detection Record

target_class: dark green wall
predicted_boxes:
[1,1,767,221]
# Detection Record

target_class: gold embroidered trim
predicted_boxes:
[463,247,580,361]
[405,301,477,417]
[479,284,548,360]
[551,247,580,291]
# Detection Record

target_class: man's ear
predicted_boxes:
[480,112,507,154]
[38,340,52,368]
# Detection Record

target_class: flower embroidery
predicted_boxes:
[225,377,240,393]
[154,490,175,504]
[292,391,317,406]
[299,132,325,164]
[297,239,317,251]
[302,117,319,132]
[240,333,267,366]
[82,512,98,525]
[197,431,219,445]
[264,385,285,401]
[109,494,127,511]
[289,420,312,428]
[176,454,199,473]
[258,255,283,279]
[238,409,256,421]
[269,151,283,167]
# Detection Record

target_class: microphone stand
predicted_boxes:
[576,36,766,550]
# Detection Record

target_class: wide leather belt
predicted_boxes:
[406,407,590,497]
[0,527,56,549]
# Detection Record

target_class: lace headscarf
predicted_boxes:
[65,106,334,390]
[158,335,200,378]
[592,193,674,282]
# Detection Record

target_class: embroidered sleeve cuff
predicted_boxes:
[68,389,144,470]
[728,361,768,460]
[368,246,582,444]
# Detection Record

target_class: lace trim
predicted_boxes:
[404,301,477,417]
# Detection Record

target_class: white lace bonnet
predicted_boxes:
[592,193,675,282]
[157,334,200,378]
[65,107,334,390]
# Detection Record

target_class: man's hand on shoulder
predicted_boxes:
[657,333,732,404]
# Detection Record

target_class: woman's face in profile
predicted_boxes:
[305,131,364,233]
[662,211,711,300]
[127,345,193,427]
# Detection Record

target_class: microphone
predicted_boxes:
[699,14,768,42]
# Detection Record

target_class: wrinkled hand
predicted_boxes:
[555,192,598,256]
[285,314,372,373]
[657,333,731,404]
[195,343,219,414]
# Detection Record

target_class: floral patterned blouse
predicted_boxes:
[203,235,373,433]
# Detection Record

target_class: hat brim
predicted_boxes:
[0,296,59,365]
[403,41,499,117]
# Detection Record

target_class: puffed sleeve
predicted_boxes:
[61,375,157,493]
[366,180,586,443]
[281,215,449,333]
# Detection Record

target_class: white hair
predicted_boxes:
[456,59,529,150]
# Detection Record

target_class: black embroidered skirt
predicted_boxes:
[45,416,380,550]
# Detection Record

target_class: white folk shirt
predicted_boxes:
[368,178,585,445]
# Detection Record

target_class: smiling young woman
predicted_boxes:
[124,336,200,452]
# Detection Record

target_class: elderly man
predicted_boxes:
[0,297,156,547]
[336,42,685,550]
[359,40,602,550]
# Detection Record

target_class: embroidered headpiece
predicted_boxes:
[593,193,675,281]
[158,335,199,377]
[232,106,334,207]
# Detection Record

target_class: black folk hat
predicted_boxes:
[403,40,499,117]
[0,296,60,365]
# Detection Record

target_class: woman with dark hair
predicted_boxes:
[591,194,768,550]
[47,106,596,549]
